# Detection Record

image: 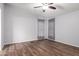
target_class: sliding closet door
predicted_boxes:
[37,19,45,40]
[48,18,55,40]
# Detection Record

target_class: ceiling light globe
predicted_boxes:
[43,6,48,10]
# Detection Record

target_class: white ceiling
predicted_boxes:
[8,3,79,18]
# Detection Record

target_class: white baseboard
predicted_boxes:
[55,40,79,48]
[4,39,38,45]
[48,38,55,41]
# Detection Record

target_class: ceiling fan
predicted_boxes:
[34,3,56,12]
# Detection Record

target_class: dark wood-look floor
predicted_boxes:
[0,39,79,56]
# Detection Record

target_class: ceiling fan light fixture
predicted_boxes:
[42,6,48,10]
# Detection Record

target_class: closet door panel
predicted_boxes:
[48,19,55,39]
[38,20,45,39]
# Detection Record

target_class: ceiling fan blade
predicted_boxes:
[53,4,64,9]
[48,3,53,5]
[49,6,56,10]
[34,6,42,8]
[55,5,64,9]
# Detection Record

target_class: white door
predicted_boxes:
[38,19,45,39]
[48,18,55,40]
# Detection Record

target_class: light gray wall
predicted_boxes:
[4,4,37,44]
[55,10,79,47]
[0,4,1,50]
[1,4,5,49]
[0,3,5,50]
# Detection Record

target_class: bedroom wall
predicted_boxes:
[4,4,38,44]
[55,10,79,47]
[0,3,4,50]
[0,4,2,50]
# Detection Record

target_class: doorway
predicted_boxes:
[37,19,45,40]
[48,18,55,40]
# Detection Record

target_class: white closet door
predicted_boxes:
[48,19,55,39]
[38,19,45,39]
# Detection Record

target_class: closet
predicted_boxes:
[37,19,45,39]
[37,18,55,40]
[48,18,55,40]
